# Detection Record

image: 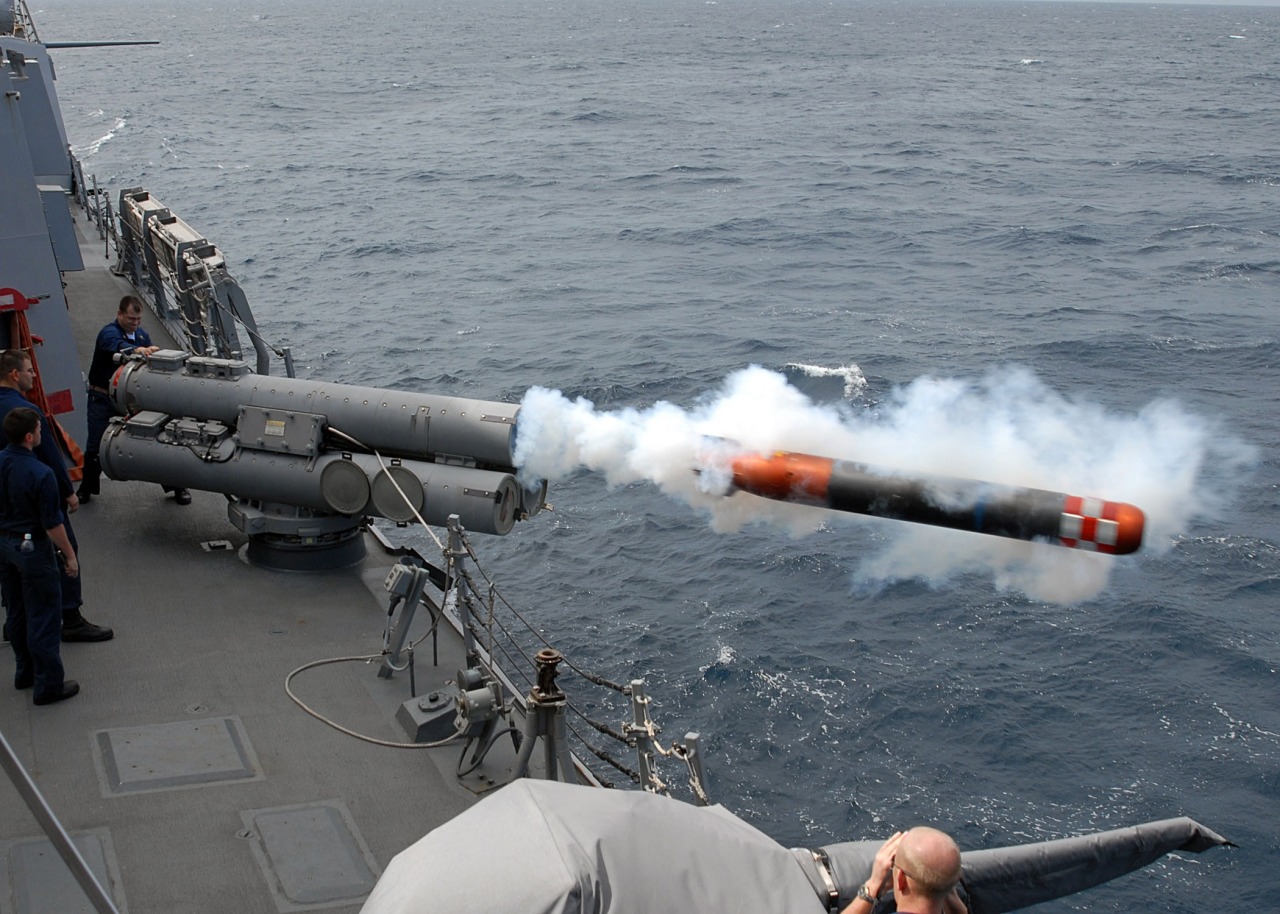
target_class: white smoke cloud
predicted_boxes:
[513,365,1254,604]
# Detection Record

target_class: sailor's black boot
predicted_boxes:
[62,607,114,642]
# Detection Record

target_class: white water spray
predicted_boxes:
[513,365,1253,604]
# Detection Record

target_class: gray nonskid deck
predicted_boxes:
[0,211,481,913]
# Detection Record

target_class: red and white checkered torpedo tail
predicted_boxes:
[723,450,1145,555]
[1056,495,1145,554]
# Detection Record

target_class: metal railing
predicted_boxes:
[422,519,711,802]
[8,0,40,42]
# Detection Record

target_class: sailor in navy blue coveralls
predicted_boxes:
[81,298,155,499]
[0,409,79,704]
[78,296,189,506]
[0,349,111,642]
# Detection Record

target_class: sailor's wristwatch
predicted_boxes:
[856,883,877,905]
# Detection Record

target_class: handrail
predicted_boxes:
[9,0,39,42]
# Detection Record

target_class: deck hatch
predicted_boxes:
[94,716,263,796]
[0,830,123,914]
[241,801,380,911]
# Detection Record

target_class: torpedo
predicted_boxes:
[719,449,1145,554]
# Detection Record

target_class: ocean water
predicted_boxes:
[40,0,1280,909]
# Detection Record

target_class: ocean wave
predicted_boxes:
[569,111,618,123]
[1183,260,1280,282]
[329,240,445,258]
[783,362,867,400]
[72,117,126,157]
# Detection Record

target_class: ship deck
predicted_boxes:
[0,208,489,913]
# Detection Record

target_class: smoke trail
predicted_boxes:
[513,365,1254,604]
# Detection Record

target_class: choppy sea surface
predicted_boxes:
[40,0,1279,909]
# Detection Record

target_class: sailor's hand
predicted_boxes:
[870,831,905,896]
[63,555,78,578]
[66,494,79,514]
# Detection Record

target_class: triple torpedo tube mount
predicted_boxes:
[100,351,545,538]
[724,450,1145,554]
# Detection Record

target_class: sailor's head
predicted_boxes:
[3,407,41,448]
[117,295,145,334]
[0,349,35,394]
[894,826,962,902]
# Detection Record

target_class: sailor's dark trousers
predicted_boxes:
[0,535,65,698]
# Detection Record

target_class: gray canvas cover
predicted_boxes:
[361,779,825,914]
[362,779,1231,914]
